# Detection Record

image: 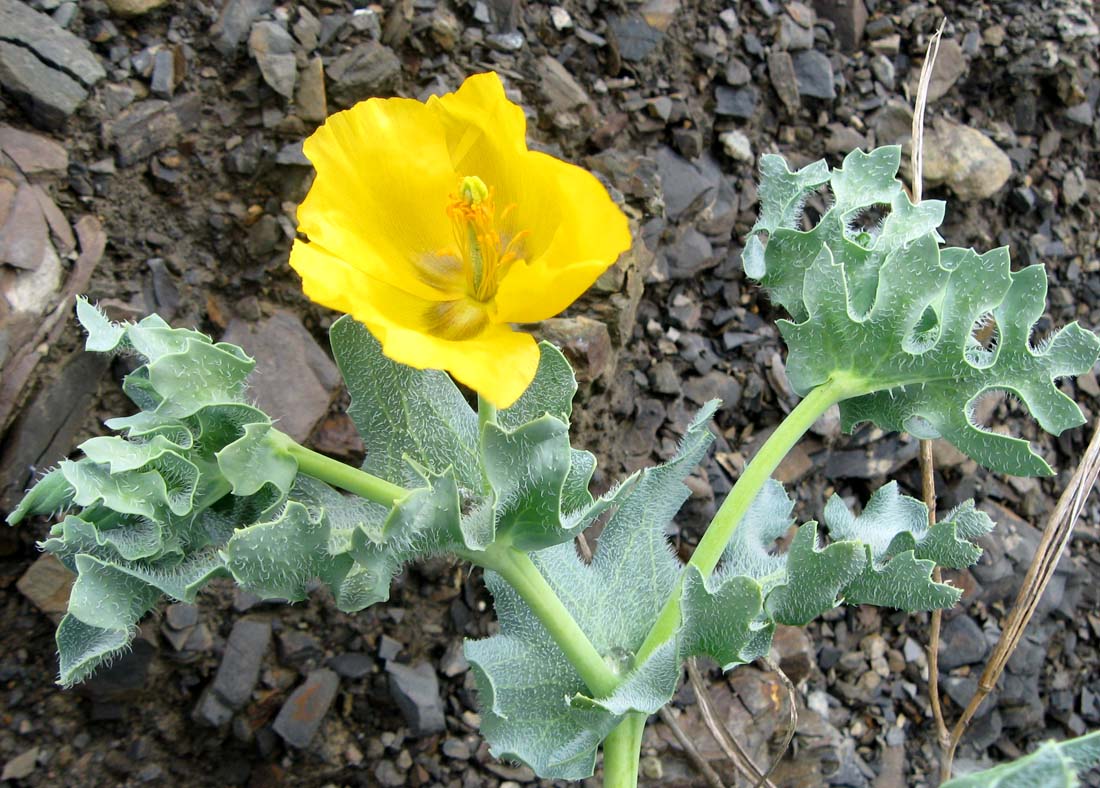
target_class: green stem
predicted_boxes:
[276,432,407,507]
[634,376,859,662]
[478,394,498,493]
[601,712,646,787]
[479,544,620,697]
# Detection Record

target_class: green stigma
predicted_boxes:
[461,175,489,205]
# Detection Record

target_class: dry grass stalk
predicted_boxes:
[908,16,951,756]
[755,656,797,788]
[939,417,1100,781]
[686,659,777,788]
[658,704,727,788]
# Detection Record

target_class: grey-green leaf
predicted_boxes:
[942,729,1100,788]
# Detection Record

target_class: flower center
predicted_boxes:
[418,176,528,342]
[447,175,526,302]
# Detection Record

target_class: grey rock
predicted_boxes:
[715,85,758,119]
[149,48,178,98]
[792,50,835,99]
[275,141,310,167]
[273,669,340,748]
[812,0,866,50]
[777,11,815,51]
[15,554,73,617]
[209,618,271,710]
[1,748,39,781]
[374,761,406,787]
[278,630,323,668]
[650,361,680,395]
[442,738,472,760]
[295,55,326,122]
[0,124,67,174]
[329,652,373,680]
[103,94,202,167]
[608,13,662,61]
[292,6,321,52]
[938,615,989,670]
[220,311,341,442]
[0,182,48,270]
[719,129,753,163]
[165,603,198,630]
[917,37,967,102]
[0,40,87,128]
[767,51,801,113]
[210,0,273,56]
[683,370,741,409]
[486,32,524,52]
[249,21,297,99]
[538,55,589,114]
[665,227,714,279]
[869,54,895,89]
[386,661,446,736]
[193,687,234,726]
[655,147,716,221]
[379,635,402,661]
[0,0,105,87]
[724,57,751,86]
[328,41,401,107]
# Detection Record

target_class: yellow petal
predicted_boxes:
[492,151,631,323]
[298,96,459,302]
[290,238,539,407]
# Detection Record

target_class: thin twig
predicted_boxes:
[940,418,1100,781]
[686,659,776,788]
[757,656,798,788]
[909,16,951,759]
[658,705,726,788]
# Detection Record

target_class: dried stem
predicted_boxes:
[657,705,726,788]
[909,16,952,759]
[686,658,776,788]
[756,656,797,788]
[940,418,1100,781]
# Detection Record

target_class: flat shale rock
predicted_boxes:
[0,41,86,129]
[328,41,401,107]
[103,94,202,167]
[220,310,340,443]
[386,661,446,736]
[0,0,105,87]
[273,669,340,748]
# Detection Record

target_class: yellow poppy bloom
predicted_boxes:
[289,72,631,408]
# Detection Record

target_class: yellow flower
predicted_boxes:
[289,72,631,408]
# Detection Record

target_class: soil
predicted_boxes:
[2,0,1100,786]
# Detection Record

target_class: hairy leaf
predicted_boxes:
[465,404,718,778]
[743,148,1100,476]
[942,730,1100,788]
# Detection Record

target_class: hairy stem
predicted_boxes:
[602,712,647,788]
[479,544,620,698]
[276,432,407,506]
[634,377,858,662]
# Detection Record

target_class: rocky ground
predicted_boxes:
[2,0,1100,785]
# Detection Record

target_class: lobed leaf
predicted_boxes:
[743,147,1100,476]
[941,729,1100,788]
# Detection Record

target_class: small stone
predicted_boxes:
[655,146,716,221]
[273,669,340,748]
[913,37,966,102]
[295,56,327,123]
[249,22,297,99]
[939,615,989,670]
[442,738,471,760]
[718,129,753,163]
[538,55,589,115]
[767,51,801,113]
[103,94,202,168]
[777,7,815,50]
[536,317,613,383]
[549,6,572,30]
[374,761,405,787]
[724,57,751,86]
[16,553,73,617]
[792,50,835,99]
[105,0,166,16]
[812,0,866,50]
[211,0,273,56]
[715,85,758,119]
[2,747,38,781]
[165,603,198,630]
[208,618,271,710]
[0,181,48,271]
[386,661,446,736]
[429,8,461,51]
[771,625,815,683]
[608,13,663,62]
[329,653,373,680]
[682,370,741,408]
[149,48,179,99]
[328,42,401,107]
[825,122,866,154]
[665,227,714,280]
[0,40,86,128]
[220,311,341,442]
[650,361,680,395]
[923,118,1012,201]
[278,630,323,668]
[0,124,68,173]
[292,6,321,52]
[870,54,895,89]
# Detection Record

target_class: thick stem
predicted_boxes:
[480,545,620,697]
[478,394,498,493]
[602,712,646,788]
[634,377,856,662]
[276,431,407,506]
